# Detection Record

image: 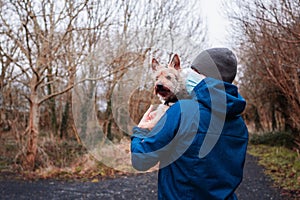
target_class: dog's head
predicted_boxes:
[152,54,182,102]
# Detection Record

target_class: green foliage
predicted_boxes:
[250,132,296,149]
[248,131,300,198]
[248,145,300,192]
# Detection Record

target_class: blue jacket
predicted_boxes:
[131,78,248,200]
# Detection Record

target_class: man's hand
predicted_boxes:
[138,105,156,129]
[138,104,169,130]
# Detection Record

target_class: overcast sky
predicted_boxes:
[200,0,231,48]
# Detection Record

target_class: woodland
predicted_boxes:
[0,0,299,184]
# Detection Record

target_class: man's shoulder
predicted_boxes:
[167,99,200,113]
[172,99,196,107]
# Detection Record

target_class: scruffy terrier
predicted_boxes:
[152,54,187,104]
[145,54,188,129]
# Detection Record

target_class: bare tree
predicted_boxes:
[91,0,207,141]
[227,0,300,134]
[0,0,206,170]
[0,0,115,170]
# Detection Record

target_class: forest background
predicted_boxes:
[0,0,299,189]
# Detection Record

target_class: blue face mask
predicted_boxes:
[185,69,206,95]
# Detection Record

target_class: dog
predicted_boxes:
[144,54,189,129]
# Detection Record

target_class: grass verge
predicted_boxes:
[248,132,300,198]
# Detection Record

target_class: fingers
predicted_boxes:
[149,110,157,120]
[141,105,155,121]
[144,105,154,117]
[138,121,154,130]
[138,105,156,129]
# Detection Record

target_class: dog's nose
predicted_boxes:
[156,84,164,89]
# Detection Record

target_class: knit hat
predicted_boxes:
[191,48,237,83]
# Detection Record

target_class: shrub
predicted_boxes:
[250,132,296,149]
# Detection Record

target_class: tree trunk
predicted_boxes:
[49,97,58,136]
[60,97,70,139]
[60,69,75,139]
[271,104,277,131]
[24,91,40,170]
[254,106,263,132]
[105,98,113,141]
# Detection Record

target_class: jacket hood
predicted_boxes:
[191,77,246,117]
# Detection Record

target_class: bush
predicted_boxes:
[250,132,296,149]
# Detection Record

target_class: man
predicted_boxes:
[131,48,248,200]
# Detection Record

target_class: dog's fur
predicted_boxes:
[146,54,188,128]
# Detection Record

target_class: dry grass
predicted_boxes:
[0,132,157,181]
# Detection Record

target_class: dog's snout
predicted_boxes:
[156,83,164,89]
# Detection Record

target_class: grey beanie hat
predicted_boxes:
[191,48,237,83]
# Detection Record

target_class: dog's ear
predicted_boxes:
[169,54,180,70]
[152,58,160,71]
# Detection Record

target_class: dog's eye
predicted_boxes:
[166,75,172,80]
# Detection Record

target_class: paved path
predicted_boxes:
[236,154,283,200]
[0,154,287,200]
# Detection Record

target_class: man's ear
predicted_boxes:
[169,54,180,70]
[152,58,160,71]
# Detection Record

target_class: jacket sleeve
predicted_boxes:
[130,103,181,171]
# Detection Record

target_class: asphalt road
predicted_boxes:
[0,154,288,200]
